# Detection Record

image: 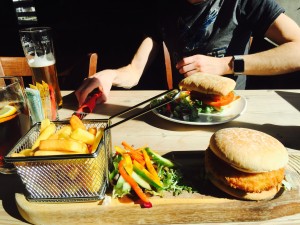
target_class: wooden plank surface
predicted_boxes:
[15,151,300,225]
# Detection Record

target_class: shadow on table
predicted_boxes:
[0,174,29,224]
[61,91,78,111]
[162,150,233,198]
[275,91,300,112]
[62,91,149,119]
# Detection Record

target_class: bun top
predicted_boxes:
[209,127,289,173]
[179,73,236,96]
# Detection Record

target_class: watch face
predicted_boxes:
[234,56,244,74]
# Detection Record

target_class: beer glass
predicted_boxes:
[0,76,31,174]
[19,27,63,108]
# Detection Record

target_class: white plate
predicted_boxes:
[151,95,247,125]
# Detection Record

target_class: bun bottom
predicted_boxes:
[206,171,282,201]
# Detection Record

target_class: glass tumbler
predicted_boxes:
[0,76,31,174]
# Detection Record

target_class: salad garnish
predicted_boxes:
[151,91,219,122]
[109,141,193,208]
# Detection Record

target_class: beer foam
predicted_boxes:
[28,54,55,67]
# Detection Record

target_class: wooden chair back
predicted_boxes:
[0,57,33,77]
[87,53,98,77]
[0,53,98,80]
[163,42,173,90]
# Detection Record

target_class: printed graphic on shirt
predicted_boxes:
[173,0,223,62]
[179,8,219,53]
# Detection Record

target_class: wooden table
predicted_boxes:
[1,89,300,225]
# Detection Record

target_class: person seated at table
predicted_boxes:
[75,0,300,106]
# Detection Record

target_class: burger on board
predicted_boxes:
[205,127,289,201]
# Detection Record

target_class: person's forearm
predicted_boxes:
[244,41,300,75]
[227,12,300,76]
[111,65,140,88]
[223,41,300,76]
[112,37,158,88]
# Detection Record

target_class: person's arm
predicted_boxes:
[112,37,159,88]
[236,13,300,75]
[75,37,158,106]
[176,13,300,77]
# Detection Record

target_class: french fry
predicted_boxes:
[58,133,70,140]
[11,149,35,157]
[88,127,97,136]
[70,128,95,145]
[11,153,25,157]
[48,133,59,140]
[19,117,103,157]
[32,123,56,150]
[19,148,35,156]
[40,118,51,133]
[70,115,86,130]
[91,128,104,153]
[34,150,83,156]
[48,125,72,140]
[56,125,72,139]
[56,125,72,136]
[38,139,89,154]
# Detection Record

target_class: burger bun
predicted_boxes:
[205,127,289,201]
[179,72,236,96]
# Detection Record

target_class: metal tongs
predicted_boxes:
[105,89,180,130]
[73,89,180,128]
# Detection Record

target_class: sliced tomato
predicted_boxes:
[203,91,235,107]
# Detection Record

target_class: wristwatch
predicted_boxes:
[232,55,244,75]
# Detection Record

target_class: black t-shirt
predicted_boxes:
[151,0,284,88]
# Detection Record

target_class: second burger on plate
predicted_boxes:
[179,72,240,112]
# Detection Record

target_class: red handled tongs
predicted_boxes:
[73,92,102,119]
[73,89,179,122]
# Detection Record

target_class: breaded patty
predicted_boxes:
[205,148,285,193]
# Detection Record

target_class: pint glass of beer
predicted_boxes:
[19,27,63,108]
[0,76,31,174]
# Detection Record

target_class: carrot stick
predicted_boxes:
[122,141,145,166]
[130,153,145,166]
[121,141,135,151]
[118,159,150,203]
[142,149,160,181]
[134,148,144,156]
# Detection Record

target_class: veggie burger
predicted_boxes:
[205,127,289,201]
[179,72,239,111]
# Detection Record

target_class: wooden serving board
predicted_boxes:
[16,151,300,225]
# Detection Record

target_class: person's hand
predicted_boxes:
[175,54,231,77]
[75,69,116,106]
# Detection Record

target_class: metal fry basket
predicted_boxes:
[5,119,111,203]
